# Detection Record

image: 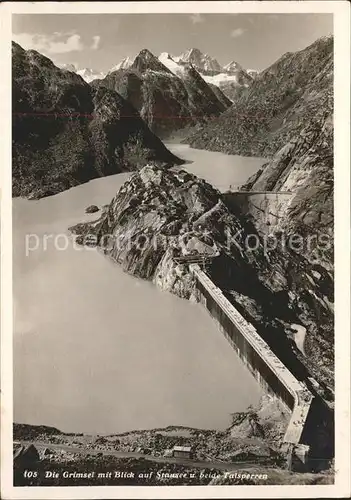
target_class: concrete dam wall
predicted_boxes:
[190,264,314,454]
[223,191,293,234]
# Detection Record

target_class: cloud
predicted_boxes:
[230,28,246,38]
[14,32,84,55]
[189,13,204,24]
[91,35,101,50]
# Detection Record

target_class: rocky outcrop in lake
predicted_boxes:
[12,42,183,199]
[70,164,334,395]
[70,165,277,299]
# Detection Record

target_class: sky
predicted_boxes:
[12,13,333,72]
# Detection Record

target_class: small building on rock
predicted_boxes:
[171,445,192,459]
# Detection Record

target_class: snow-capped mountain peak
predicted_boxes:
[158,52,188,76]
[178,48,222,73]
[76,67,105,83]
[109,56,134,73]
[58,63,78,72]
[159,52,173,60]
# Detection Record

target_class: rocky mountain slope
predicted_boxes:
[241,107,333,265]
[228,36,333,271]
[186,36,333,158]
[12,42,183,199]
[70,165,334,395]
[92,49,231,138]
[185,36,334,389]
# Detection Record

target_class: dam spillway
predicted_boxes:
[189,263,314,466]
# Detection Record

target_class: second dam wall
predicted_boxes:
[223,191,293,234]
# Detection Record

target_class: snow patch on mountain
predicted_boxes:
[223,61,244,73]
[247,69,260,78]
[158,52,188,77]
[109,56,134,73]
[201,73,242,86]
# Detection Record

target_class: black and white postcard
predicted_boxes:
[1,1,350,498]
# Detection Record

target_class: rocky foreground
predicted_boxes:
[13,395,333,486]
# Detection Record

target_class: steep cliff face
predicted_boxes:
[236,41,334,299]
[182,37,334,390]
[12,42,183,199]
[236,104,334,388]
[70,165,334,394]
[92,49,230,138]
[241,109,333,265]
[186,36,333,158]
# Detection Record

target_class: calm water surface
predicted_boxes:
[167,143,266,192]
[13,146,262,434]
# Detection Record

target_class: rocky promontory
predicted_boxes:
[70,165,334,397]
[70,165,272,298]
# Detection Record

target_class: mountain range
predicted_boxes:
[91,49,231,137]
[60,48,257,100]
